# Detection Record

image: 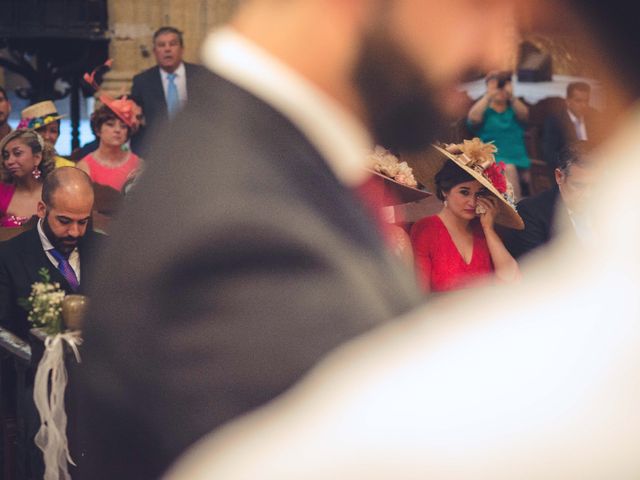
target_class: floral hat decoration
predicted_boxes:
[367,146,430,205]
[83,60,141,129]
[18,101,66,130]
[406,138,524,230]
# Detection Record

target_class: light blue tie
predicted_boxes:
[166,72,180,116]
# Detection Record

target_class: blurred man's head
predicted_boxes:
[566,82,591,119]
[555,142,597,214]
[37,167,94,256]
[235,0,524,153]
[355,0,520,151]
[153,26,184,74]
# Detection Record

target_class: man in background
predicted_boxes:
[507,142,598,258]
[77,0,522,478]
[542,81,601,167]
[130,26,209,155]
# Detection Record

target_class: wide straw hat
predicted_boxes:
[405,138,524,230]
[18,101,66,130]
[368,146,430,205]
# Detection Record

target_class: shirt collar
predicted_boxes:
[37,218,55,251]
[567,109,582,124]
[161,62,186,79]
[201,27,372,187]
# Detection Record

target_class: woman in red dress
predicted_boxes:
[410,139,523,293]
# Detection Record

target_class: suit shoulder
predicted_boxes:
[518,188,558,216]
[132,66,160,82]
[0,228,38,258]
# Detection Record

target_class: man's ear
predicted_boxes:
[36,201,47,219]
[554,168,564,186]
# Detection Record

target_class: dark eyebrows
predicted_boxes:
[56,215,91,223]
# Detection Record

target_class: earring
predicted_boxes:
[31,167,41,180]
[443,198,448,207]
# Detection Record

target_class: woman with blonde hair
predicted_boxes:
[0,129,55,227]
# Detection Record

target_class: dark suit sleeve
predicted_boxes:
[129,74,143,109]
[507,199,550,259]
[541,115,563,167]
[0,252,13,331]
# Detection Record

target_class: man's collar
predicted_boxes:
[201,27,372,187]
[37,218,55,251]
[567,109,582,123]
[160,62,186,78]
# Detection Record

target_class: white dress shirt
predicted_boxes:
[567,109,588,141]
[160,62,188,110]
[37,219,81,282]
[201,28,372,187]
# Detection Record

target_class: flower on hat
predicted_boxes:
[485,161,507,194]
[370,146,418,188]
[83,59,140,129]
[17,115,58,131]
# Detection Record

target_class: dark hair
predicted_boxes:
[153,26,184,47]
[434,160,477,201]
[0,86,7,101]
[567,82,591,99]
[556,141,592,175]
[0,130,56,183]
[485,71,512,88]
[90,104,132,140]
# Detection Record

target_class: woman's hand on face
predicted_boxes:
[477,195,499,230]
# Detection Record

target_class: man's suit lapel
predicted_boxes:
[561,110,579,142]
[151,66,168,110]
[21,227,72,291]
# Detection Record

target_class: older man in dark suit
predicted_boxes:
[541,82,602,168]
[0,168,102,340]
[76,0,523,478]
[130,26,209,155]
[506,142,598,259]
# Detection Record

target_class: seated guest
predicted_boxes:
[0,130,55,227]
[410,139,523,293]
[0,167,100,339]
[18,101,75,168]
[506,142,597,259]
[467,71,530,200]
[77,99,144,192]
[541,82,601,168]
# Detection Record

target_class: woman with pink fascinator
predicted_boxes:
[77,61,144,193]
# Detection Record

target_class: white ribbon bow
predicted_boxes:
[33,331,83,480]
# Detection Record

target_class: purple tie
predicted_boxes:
[49,249,79,291]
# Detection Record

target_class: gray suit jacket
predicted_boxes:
[77,72,424,479]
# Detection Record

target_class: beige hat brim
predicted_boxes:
[367,169,431,205]
[405,146,524,230]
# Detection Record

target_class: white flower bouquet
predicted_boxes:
[18,268,66,335]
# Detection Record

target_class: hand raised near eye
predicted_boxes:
[476,195,498,230]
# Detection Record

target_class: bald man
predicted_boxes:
[0,167,103,339]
